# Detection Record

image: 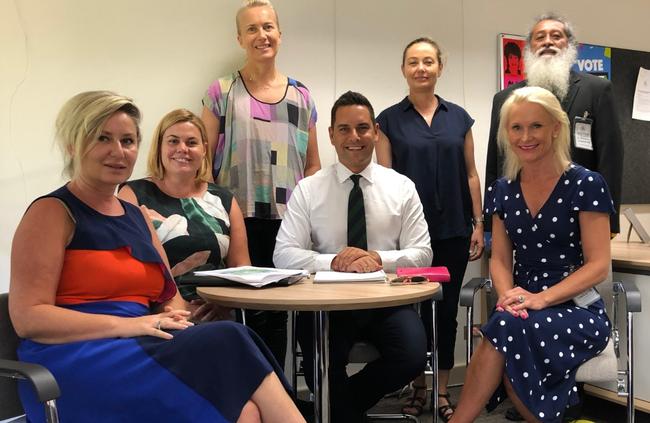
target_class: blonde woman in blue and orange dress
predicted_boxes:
[10,91,305,423]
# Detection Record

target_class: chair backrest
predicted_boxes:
[0,292,26,420]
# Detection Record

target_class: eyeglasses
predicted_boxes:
[389,275,429,285]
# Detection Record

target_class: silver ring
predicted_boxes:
[156,320,162,330]
[518,295,525,304]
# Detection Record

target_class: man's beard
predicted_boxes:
[524,43,577,101]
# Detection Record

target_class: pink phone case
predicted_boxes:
[396,266,450,282]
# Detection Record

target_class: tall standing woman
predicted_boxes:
[201,0,321,368]
[376,37,484,422]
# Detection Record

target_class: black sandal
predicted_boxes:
[401,384,427,416]
[438,392,455,422]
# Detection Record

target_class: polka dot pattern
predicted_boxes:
[482,165,612,422]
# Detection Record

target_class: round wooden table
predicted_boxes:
[198,276,442,423]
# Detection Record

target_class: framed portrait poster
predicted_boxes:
[498,34,526,90]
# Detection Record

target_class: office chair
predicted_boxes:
[0,293,60,423]
[460,278,641,423]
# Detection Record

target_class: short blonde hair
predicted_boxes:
[147,109,211,182]
[235,0,279,34]
[55,91,141,178]
[497,86,571,180]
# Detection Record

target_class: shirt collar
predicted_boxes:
[400,95,449,113]
[335,161,375,185]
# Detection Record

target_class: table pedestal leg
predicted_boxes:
[432,300,439,423]
[313,310,330,423]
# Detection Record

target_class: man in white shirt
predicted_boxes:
[274,91,432,422]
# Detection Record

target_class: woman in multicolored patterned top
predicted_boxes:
[201,0,321,367]
[119,109,249,322]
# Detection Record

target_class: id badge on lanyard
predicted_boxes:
[574,112,593,151]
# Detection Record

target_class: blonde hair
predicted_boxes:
[147,109,211,182]
[497,86,571,179]
[235,0,279,34]
[55,91,141,178]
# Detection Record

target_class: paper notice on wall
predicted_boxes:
[632,67,650,121]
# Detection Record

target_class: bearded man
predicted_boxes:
[485,13,623,234]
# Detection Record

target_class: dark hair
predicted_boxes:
[402,37,442,66]
[330,91,376,126]
[504,42,522,58]
[527,13,577,47]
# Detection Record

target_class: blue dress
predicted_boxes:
[482,164,612,422]
[17,185,288,423]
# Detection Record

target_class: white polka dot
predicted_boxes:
[588,176,594,182]
[493,338,497,343]
[523,372,529,378]
[558,313,563,317]
[515,354,521,360]
[537,243,543,248]
[546,317,552,322]
[505,195,509,200]
[573,386,578,392]
[569,232,574,237]
[516,193,520,198]
[569,345,574,350]
[589,318,594,324]
[578,323,583,329]
[539,412,545,418]
[557,198,563,204]
[550,233,555,238]
[560,254,565,259]
[504,213,508,218]
[595,331,599,336]
[517,228,522,233]
[544,358,550,364]
[573,207,579,211]
[571,353,575,358]
[488,186,492,191]
[500,320,506,326]
[542,285,548,290]
[516,210,521,216]
[564,180,570,185]
[552,216,558,222]
[534,276,538,281]
[508,336,513,342]
[534,323,540,329]
[553,334,559,340]
[543,272,548,277]
[579,191,584,197]
[503,346,507,352]
[593,200,599,206]
[541,395,545,400]
[567,328,572,334]
[538,214,543,219]
[553,395,558,401]
[522,244,527,249]
[559,351,564,357]
[577,180,583,185]
[540,341,545,347]
[563,272,569,276]
[570,217,575,223]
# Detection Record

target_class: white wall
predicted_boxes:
[2,1,650,368]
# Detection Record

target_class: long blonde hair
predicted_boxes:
[497,86,571,179]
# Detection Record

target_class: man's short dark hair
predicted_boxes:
[330,91,376,126]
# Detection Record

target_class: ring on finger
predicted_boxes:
[517,295,525,304]
[156,320,162,330]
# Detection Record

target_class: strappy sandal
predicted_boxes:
[437,392,455,422]
[401,384,427,416]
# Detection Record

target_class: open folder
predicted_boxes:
[313,270,387,283]
[191,266,308,288]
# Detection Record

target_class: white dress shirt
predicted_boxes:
[274,162,432,272]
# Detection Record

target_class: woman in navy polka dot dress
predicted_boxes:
[451,87,612,423]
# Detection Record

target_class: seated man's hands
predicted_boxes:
[331,247,382,273]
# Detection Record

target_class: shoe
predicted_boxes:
[437,392,455,422]
[505,406,524,421]
[401,384,427,416]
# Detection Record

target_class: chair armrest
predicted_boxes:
[613,280,642,313]
[460,277,489,307]
[0,359,60,402]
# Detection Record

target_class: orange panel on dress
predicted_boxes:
[57,247,165,306]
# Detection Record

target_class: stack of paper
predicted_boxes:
[313,270,386,283]
[193,266,308,288]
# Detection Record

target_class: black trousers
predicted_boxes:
[297,306,427,423]
[241,217,288,370]
[420,236,471,371]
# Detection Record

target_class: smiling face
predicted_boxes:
[160,121,206,178]
[401,41,442,92]
[237,5,281,62]
[506,101,560,167]
[529,19,569,58]
[329,105,378,174]
[77,112,138,188]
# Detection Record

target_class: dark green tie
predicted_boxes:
[347,174,367,250]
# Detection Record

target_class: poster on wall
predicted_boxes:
[573,43,611,79]
[498,34,526,90]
